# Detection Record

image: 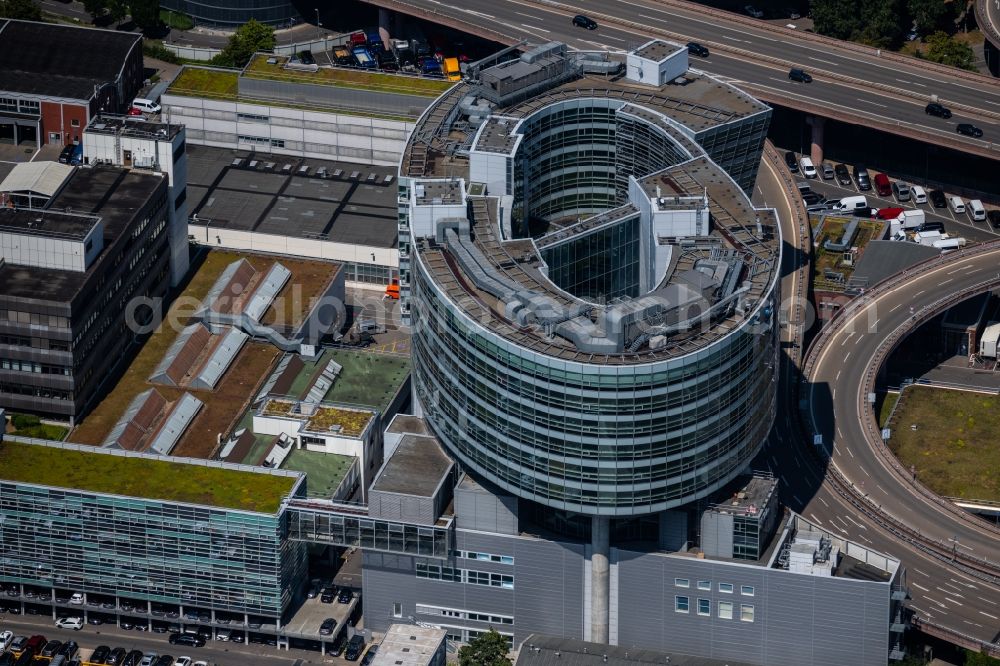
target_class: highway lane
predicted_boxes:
[758,150,1000,646]
[370,0,1000,155]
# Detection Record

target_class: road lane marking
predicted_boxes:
[912,582,930,592]
[520,23,550,32]
[913,568,929,577]
[914,289,926,297]
[808,513,822,524]
[844,351,851,361]
[926,596,947,608]
[792,494,803,504]
[890,303,902,312]
[817,496,829,507]
[845,446,854,458]
[858,98,888,108]
[861,466,870,477]
[940,278,953,285]
[981,611,999,619]
[978,596,998,605]
[835,371,841,381]
[875,484,887,494]
[810,57,839,65]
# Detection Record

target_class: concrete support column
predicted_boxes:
[590,515,610,644]
[378,8,393,48]
[807,115,825,166]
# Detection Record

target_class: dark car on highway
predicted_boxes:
[833,164,852,186]
[788,68,812,83]
[929,189,947,208]
[956,123,983,138]
[924,102,952,119]
[686,42,709,57]
[572,14,597,29]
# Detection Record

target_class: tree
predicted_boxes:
[82,0,107,20]
[857,0,904,48]
[458,629,512,666]
[107,0,128,25]
[213,18,275,68]
[907,0,956,35]
[919,30,977,69]
[0,0,42,20]
[130,0,159,31]
[809,0,859,40]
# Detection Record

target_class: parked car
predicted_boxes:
[131,98,161,114]
[821,162,834,180]
[320,618,337,636]
[988,209,1000,229]
[173,658,192,666]
[911,185,928,204]
[788,68,812,83]
[361,645,379,666]
[799,156,817,178]
[306,580,322,599]
[55,617,83,631]
[338,588,353,604]
[956,123,983,138]
[41,640,63,658]
[105,647,127,666]
[152,656,174,666]
[852,165,871,191]
[873,173,892,197]
[121,650,143,666]
[833,163,852,186]
[784,151,799,173]
[56,640,79,659]
[68,593,84,605]
[345,635,366,661]
[572,14,598,29]
[686,42,709,57]
[320,588,336,604]
[929,189,947,208]
[331,634,348,657]
[168,634,205,648]
[0,631,13,651]
[90,646,111,664]
[924,102,952,119]
[298,50,315,65]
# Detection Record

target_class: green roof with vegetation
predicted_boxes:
[0,440,297,513]
[280,448,355,498]
[168,67,240,100]
[244,55,454,97]
[322,350,410,411]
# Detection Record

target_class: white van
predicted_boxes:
[910,185,927,205]
[799,156,817,178]
[831,195,868,212]
[968,199,986,221]
[131,98,161,114]
[948,195,966,215]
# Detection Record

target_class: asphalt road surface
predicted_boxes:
[369,0,1000,153]
[757,150,1000,646]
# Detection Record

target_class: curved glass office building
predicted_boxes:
[398,41,779,519]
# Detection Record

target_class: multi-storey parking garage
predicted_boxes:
[397,40,781,642]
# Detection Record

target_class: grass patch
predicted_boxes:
[244,54,454,97]
[168,67,239,99]
[877,391,900,429]
[886,385,1000,501]
[6,414,69,441]
[280,448,355,498]
[159,9,195,30]
[0,440,295,513]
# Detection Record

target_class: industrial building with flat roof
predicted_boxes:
[0,165,173,421]
[0,20,143,147]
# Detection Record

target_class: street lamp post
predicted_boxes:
[315,8,321,43]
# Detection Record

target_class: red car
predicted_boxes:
[874,207,904,220]
[873,173,892,197]
[128,106,143,116]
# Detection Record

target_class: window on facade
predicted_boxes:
[270,139,284,148]
[719,583,733,593]
[741,604,755,622]
[741,585,755,597]
[718,601,733,620]
[674,596,689,613]
[392,602,402,618]
[697,580,711,591]
[674,578,689,588]
[71,119,80,127]
[697,599,710,616]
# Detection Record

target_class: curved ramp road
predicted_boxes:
[758,146,1000,651]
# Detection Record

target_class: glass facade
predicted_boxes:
[695,116,770,194]
[542,215,641,302]
[0,482,306,617]
[287,508,452,559]
[411,253,778,516]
